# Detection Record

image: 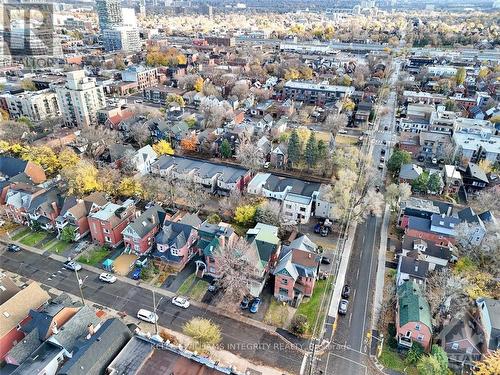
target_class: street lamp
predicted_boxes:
[152,290,164,335]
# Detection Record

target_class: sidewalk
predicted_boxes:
[1,268,290,375]
[371,204,389,330]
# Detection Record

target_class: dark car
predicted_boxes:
[384,125,388,130]
[321,256,332,265]
[240,296,250,309]
[7,244,21,252]
[249,298,261,313]
[342,284,351,299]
[382,140,387,145]
[375,185,380,193]
[314,223,321,233]
[132,268,142,280]
[380,149,386,155]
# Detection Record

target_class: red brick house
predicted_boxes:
[0,282,50,360]
[4,183,45,225]
[273,235,320,306]
[56,192,108,241]
[396,281,433,352]
[88,199,136,248]
[122,204,166,254]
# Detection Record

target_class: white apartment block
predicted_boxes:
[56,70,106,127]
[1,89,60,122]
[103,26,141,53]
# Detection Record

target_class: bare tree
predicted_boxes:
[200,97,227,129]
[202,82,220,98]
[214,236,261,305]
[425,268,470,327]
[230,82,250,100]
[386,182,411,210]
[176,180,209,212]
[0,121,30,143]
[80,126,119,158]
[323,112,348,135]
[254,200,282,227]
[235,142,264,172]
[471,189,499,216]
[176,74,202,90]
[127,104,162,119]
[129,122,150,147]
[218,189,241,216]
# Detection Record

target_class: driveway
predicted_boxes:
[163,258,198,292]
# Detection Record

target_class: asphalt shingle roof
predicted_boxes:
[397,281,432,333]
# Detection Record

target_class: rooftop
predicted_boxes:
[284,80,354,93]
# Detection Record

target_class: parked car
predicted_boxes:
[338,129,348,134]
[172,296,190,309]
[208,279,220,292]
[375,185,380,193]
[240,296,250,310]
[99,273,117,283]
[320,226,329,237]
[321,256,332,265]
[263,161,270,169]
[314,223,321,233]
[134,99,143,104]
[131,268,142,280]
[382,140,387,145]
[7,244,21,252]
[64,260,82,271]
[384,125,388,130]
[249,298,261,313]
[342,285,351,299]
[380,149,386,155]
[378,163,384,170]
[135,255,149,268]
[380,156,385,162]
[338,299,349,315]
[137,309,158,323]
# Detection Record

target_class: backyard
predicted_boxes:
[264,299,292,328]
[295,276,334,336]
[379,345,418,375]
[19,231,48,247]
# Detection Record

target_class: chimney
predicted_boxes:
[51,321,59,335]
[86,323,95,339]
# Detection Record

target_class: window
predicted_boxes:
[417,334,424,341]
[286,204,292,209]
[103,228,110,234]
[171,248,179,256]
[405,331,412,338]
[281,278,288,285]
[415,324,420,331]
[105,236,112,243]
[452,343,459,350]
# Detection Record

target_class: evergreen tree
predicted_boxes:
[220,139,232,158]
[305,132,318,168]
[287,129,301,167]
[427,173,442,193]
[317,140,328,161]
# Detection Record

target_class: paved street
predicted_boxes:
[0,247,305,374]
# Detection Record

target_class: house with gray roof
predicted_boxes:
[122,204,166,254]
[396,256,430,286]
[476,297,500,354]
[0,156,46,191]
[400,235,455,271]
[273,234,320,306]
[399,163,423,182]
[152,213,201,271]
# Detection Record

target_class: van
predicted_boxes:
[137,309,158,323]
[338,129,348,134]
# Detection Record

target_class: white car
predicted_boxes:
[64,260,82,271]
[99,273,117,283]
[137,309,158,323]
[171,296,190,309]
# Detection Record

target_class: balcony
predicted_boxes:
[398,335,413,349]
[56,217,68,229]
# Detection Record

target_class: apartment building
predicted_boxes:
[282,81,354,105]
[56,70,106,127]
[0,89,60,122]
[103,26,141,53]
[121,66,159,90]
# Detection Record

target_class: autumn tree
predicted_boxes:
[417,355,441,375]
[21,146,60,175]
[234,204,257,226]
[431,345,449,375]
[61,160,100,196]
[213,236,260,304]
[180,135,198,152]
[166,93,185,108]
[474,350,500,375]
[152,140,174,156]
[21,79,37,91]
[58,148,80,169]
[117,177,143,197]
[235,142,264,172]
[455,67,466,85]
[183,317,221,352]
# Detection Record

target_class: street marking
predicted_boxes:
[364,344,367,353]
[327,353,367,374]
[348,313,352,326]
[356,269,359,278]
[353,289,356,300]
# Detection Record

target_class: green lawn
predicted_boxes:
[264,299,289,327]
[78,246,109,266]
[295,277,334,335]
[11,227,31,240]
[190,280,210,301]
[379,345,418,375]
[20,231,47,247]
[44,239,71,254]
[177,274,196,295]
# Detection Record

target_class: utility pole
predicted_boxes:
[152,290,163,335]
[74,268,86,305]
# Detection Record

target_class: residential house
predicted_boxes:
[57,318,131,375]
[398,197,452,228]
[56,192,108,241]
[270,144,288,169]
[438,313,483,373]
[273,235,320,306]
[256,136,272,158]
[456,207,490,247]
[0,283,50,360]
[4,183,45,225]
[153,213,201,271]
[151,155,251,195]
[354,101,373,124]
[0,273,21,305]
[400,236,455,271]
[396,256,430,286]
[130,145,158,176]
[122,204,166,254]
[26,187,63,232]
[399,164,423,183]
[443,165,462,194]
[0,157,46,198]
[419,131,451,160]
[250,174,321,224]
[396,281,433,351]
[458,163,489,194]
[107,335,238,375]
[476,297,500,354]
[88,199,136,247]
[406,213,459,245]
[196,220,237,277]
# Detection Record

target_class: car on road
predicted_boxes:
[382,140,387,145]
[338,129,348,134]
[240,296,250,309]
[64,260,82,271]
[384,125,388,130]
[321,256,332,265]
[99,273,117,283]
[320,226,329,237]
[137,309,158,323]
[338,299,349,315]
[314,223,321,233]
[7,244,21,252]
[342,285,351,299]
[375,185,380,193]
[432,157,438,164]
[131,268,142,280]
[249,298,261,313]
[380,149,386,155]
[134,99,143,104]
[378,163,384,170]
[380,156,385,162]
[172,296,190,309]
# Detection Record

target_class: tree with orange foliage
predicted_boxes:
[180,135,197,152]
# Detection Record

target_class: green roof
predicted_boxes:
[397,282,432,333]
